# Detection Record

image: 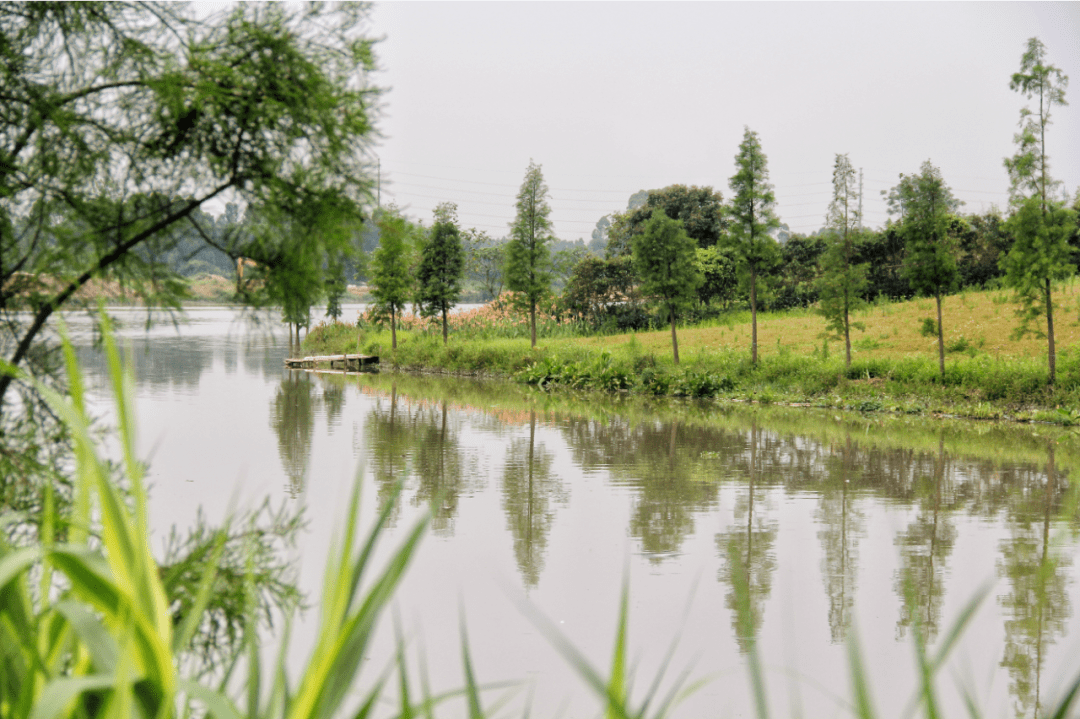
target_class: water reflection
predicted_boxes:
[361,386,478,536]
[501,409,564,589]
[258,370,1080,715]
[894,434,957,643]
[270,372,316,496]
[716,421,779,653]
[816,435,865,644]
[998,443,1074,719]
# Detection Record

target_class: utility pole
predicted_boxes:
[858,168,864,229]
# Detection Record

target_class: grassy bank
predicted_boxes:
[303,284,1080,424]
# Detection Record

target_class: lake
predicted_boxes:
[66,305,1080,718]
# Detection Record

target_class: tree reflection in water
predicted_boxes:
[815,434,865,644]
[894,433,957,643]
[998,442,1074,719]
[270,371,316,497]
[717,421,778,653]
[501,409,564,589]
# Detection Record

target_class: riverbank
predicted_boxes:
[303,286,1080,425]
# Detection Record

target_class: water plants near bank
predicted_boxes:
[303,285,1080,424]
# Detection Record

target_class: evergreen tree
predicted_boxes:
[506,160,554,348]
[1001,37,1073,385]
[416,202,465,345]
[370,207,415,351]
[631,210,703,364]
[891,161,962,380]
[728,127,781,365]
[816,154,869,369]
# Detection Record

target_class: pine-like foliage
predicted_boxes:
[417,202,465,345]
[1004,37,1069,212]
[1000,37,1074,385]
[506,160,555,348]
[631,209,702,364]
[371,208,416,350]
[1001,198,1076,383]
[894,161,961,379]
[728,127,781,365]
[816,154,868,368]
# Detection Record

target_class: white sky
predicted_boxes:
[366,1,1080,242]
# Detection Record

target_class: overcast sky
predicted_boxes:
[364,2,1079,242]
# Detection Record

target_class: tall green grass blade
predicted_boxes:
[459,611,484,719]
[53,599,119,674]
[177,679,243,719]
[395,613,415,719]
[515,592,633,719]
[1045,670,1080,719]
[845,626,876,719]
[30,675,118,719]
[171,525,229,656]
[606,575,629,719]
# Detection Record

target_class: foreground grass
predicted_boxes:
[304,284,1080,425]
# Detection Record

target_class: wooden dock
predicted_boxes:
[284,354,379,372]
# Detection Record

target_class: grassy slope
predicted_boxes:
[303,282,1080,424]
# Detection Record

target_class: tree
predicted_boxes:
[370,207,415,351]
[505,160,554,349]
[606,185,728,257]
[0,3,379,440]
[816,154,869,369]
[728,127,781,365]
[1001,199,1075,384]
[889,161,962,380]
[631,209,703,364]
[1001,37,1073,385]
[416,202,465,345]
[559,255,641,331]
[1004,37,1069,213]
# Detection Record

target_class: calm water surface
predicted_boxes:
[68,306,1080,719]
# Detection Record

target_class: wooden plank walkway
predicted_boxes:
[284,354,379,372]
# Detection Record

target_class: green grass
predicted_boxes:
[305,285,1080,424]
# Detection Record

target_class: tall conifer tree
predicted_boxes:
[816,154,868,369]
[728,128,780,365]
[416,202,465,345]
[631,210,703,364]
[891,162,962,380]
[506,161,554,348]
[1001,37,1074,385]
[370,207,415,351]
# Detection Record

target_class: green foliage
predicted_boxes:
[632,210,703,363]
[606,185,728,257]
[919,317,938,338]
[728,127,781,364]
[370,206,418,349]
[560,255,643,332]
[506,160,555,348]
[1004,37,1069,210]
[816,154,869,368]
[895,162,962,300]
[695,244,739,309]
[0,2,380,471]
[417,203,466,345]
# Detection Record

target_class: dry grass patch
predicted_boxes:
[569,281,1080,363]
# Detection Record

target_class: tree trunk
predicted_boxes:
[935,291,945,381]
[442,307,448,345]
[530,301,537,349]
[843,296,851,369]
[391,307,397,350]
[670,308,680,365]
[1046,278,1056,385]
[750,266,758,365]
